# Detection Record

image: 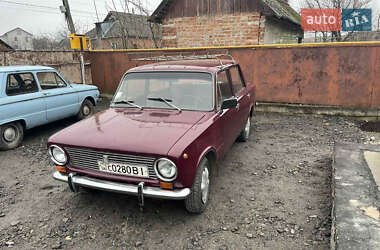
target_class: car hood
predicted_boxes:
[70,83,98,91]
[49,108,206,156]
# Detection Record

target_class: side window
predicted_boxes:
[37,72,67,90]
[229,66,244,95]
[6,73,39,96]
[217,70,233,108]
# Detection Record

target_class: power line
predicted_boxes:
[0,2,99,20]
[0,0,107,16]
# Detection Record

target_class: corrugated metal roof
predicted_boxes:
[261,0,301,25]
[86,11,161,39]
[150,0,301,26]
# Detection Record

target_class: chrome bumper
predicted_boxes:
[53,171,190,200]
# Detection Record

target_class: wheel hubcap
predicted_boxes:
[244,118,251,138]
[83,105,91,116]
[201,167,210,204]
[3,127,16,142]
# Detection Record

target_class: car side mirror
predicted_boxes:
[221,97,238,110]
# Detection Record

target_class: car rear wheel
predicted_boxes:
[76,99,94,120]
[238,116,251,142]
[185,157,210,214]
[0,122,24,150]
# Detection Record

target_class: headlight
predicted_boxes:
[49,145,67,166]
[154,158,177,181]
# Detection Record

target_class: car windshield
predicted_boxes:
[113,72,214,111]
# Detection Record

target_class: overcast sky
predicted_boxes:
[0,0,378,36]
[0,0,162,35]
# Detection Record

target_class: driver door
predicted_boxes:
[215,70,240,156]
[36,71,78,122]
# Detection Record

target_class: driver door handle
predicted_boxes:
[43,92,51,96]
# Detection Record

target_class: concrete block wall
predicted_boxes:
[162,13,266,48]
[0,51,92,84]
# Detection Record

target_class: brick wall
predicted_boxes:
[93,37,159,50]
[162,12,266,48]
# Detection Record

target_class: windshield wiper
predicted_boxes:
[148,97,182,112]
[113,100,143,110]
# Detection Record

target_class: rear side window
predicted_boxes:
[217,70,233,108]
[6,73,39,96]
[229,66,244,95]
[37,72,66,90]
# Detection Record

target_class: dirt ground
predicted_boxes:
[0,100,374,250]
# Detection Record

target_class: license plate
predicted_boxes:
[98,161,149,178]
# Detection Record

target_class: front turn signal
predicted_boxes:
[56,166,67,173]
[160,182,173,190]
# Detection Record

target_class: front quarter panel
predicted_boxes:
[168,112,220,188]
[70,83,100,106]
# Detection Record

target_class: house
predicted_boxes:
[346,31,380,42]
[150,0,303,47]
[303,31,380,43]
[0,38,14,51]
[0,27,33,50]
[86,11,161,49]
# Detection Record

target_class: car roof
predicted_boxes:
[128,59,236,73]
[0,65,55,73]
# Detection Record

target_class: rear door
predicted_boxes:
[228,65,250,132]
[36,71,79,122]
[0,72,46,128]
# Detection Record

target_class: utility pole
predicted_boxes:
[61,0,76,34]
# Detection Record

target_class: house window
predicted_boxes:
[14,37,18,42]
[111,42,118,49]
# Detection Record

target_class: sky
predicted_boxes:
[0,0,162,35]
[0,0,378,36]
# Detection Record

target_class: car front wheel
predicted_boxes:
[0,122,24,150]
[76,99,94,120]
[185,157,211,214]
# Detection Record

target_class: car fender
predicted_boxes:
[0,117,27,128]
[196,146,217,176]
[196,146,217,169]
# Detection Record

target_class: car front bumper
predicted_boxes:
[53,171,190,200]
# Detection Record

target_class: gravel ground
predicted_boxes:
[0,100,376,250]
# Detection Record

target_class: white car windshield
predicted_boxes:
[113,72,214,111]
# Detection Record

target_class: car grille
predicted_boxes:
[65,147,158,180]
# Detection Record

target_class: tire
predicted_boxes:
[76,99,94,120]
[185,157,211,214]
[0,122,24,150]
[238,116,251,142]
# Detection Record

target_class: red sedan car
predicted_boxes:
[48,59,255,213]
